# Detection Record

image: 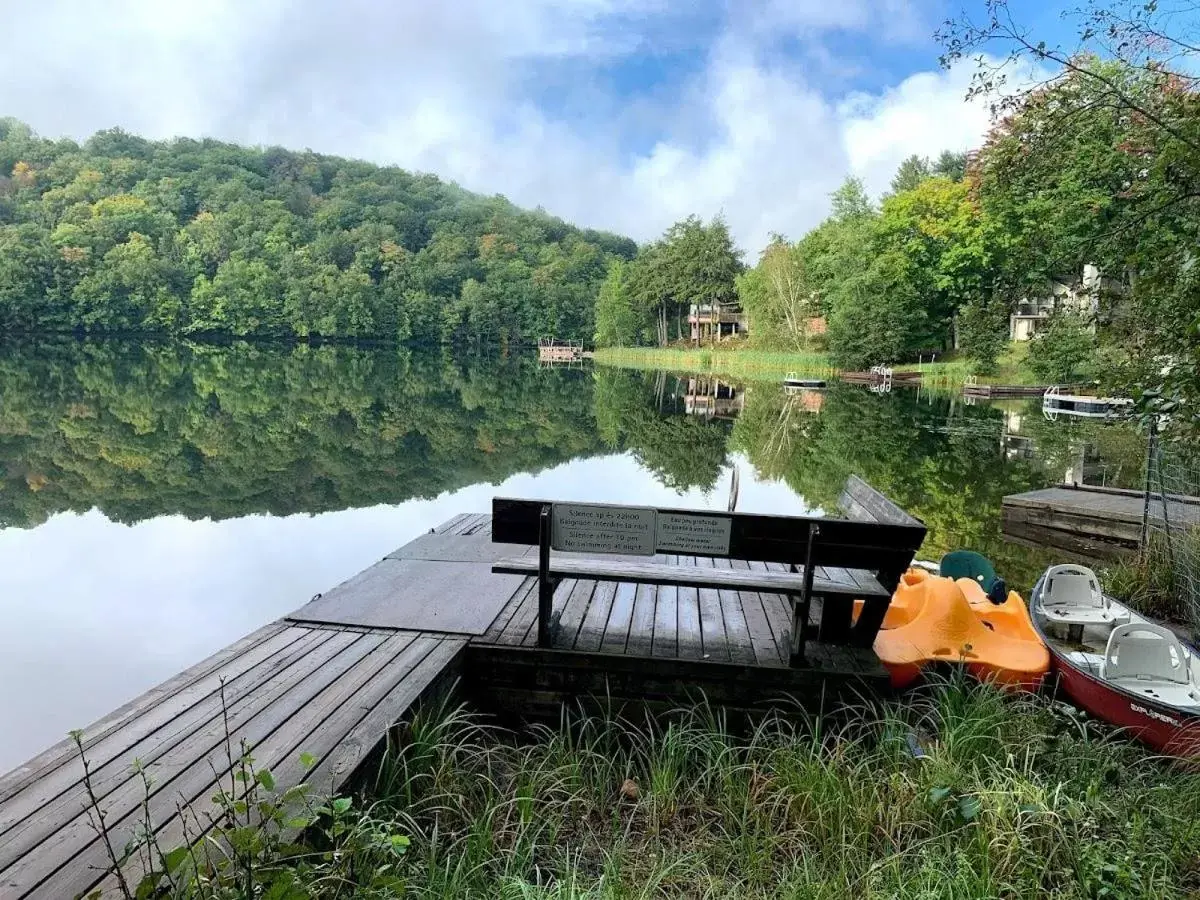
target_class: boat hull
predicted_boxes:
[1051,646,1200,756]
[1031,577,1200,756]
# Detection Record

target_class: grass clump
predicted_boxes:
[88,681,1200,898]
[369,681,1200,899]
[1102,527,1200,631]
[591,347,834,382]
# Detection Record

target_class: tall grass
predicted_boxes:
[1102,527,1200,630]
[92,679,1200,898]
[591,347,835,382]
[367,679,1200,899]
[594,343,1041,389]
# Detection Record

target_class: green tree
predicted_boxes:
[736,235,813,348]
[1027,313,1098,383]
[0,121,636,344]
[624,216,742,346]
[941,1,1200,432]
[830,177,873,221]
[825,248,926,369]
[890,154,931,194]
[0,223,70,331]
[932,150,967,181]
[593,259,644,347]
[957,295,1009,372]
[875,177,996,349]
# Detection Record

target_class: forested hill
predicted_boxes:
[0,119,637,343]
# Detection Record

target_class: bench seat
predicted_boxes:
[492,556,890,598]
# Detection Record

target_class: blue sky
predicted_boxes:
[0,0,1072,252]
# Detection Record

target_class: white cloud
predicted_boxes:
[839,65,992,198]
[0,0,996,255]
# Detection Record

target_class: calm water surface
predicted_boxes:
[0,342,1143,770]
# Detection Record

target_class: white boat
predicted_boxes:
[783,372,827,390]
[1030,563,1200,756]
[1042,385,1133,420]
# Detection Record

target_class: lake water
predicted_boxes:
[0,341,1144,771]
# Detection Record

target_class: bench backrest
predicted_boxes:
[492,494,925,593]
[838,474,922,527]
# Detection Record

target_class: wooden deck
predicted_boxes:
[1003,483,1200,561]
[0,511,890,898]
[962,383,1049,399]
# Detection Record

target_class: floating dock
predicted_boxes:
[962,383,1050,399]
[0,511,892,897]
[1002,483,1200,562]
[1041,386,1133,420]
[840,369,921,386]
[536,338,591,364]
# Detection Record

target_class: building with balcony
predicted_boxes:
[1009,264,1126,341]
[688,303,745,342]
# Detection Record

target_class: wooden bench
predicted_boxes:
[491,487,925,664]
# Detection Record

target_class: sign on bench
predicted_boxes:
[551,503,732,557]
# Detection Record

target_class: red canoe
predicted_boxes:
[1030,564,1200,757]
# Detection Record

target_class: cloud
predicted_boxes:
[0,0,995,254]
[839,65,993,198]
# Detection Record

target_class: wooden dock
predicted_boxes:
[536,338,590,364]
[840,370,921,386]
[963,383,1050,399]
[0,511,893,898]
[1002,483,1200,562]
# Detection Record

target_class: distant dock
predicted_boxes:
[537,338,592,364]
[0,500,910,896]
[963,383,1050,400]
[840,368,921,387]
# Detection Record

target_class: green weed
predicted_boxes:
[86,680,1200,898]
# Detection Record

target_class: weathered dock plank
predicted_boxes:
[0,621,290,806]
[651,579,679,659]
[0,623,465,899]
[575,581,617,652]
[93,633,466,896]
[290,558,525,633]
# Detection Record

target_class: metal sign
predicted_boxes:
[656,512,732,556]
[551,503,657,555]
[551,503,735,557]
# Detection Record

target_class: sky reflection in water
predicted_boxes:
[0,450,800,770]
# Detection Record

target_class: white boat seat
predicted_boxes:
[1103,623,1194,687]
[1041,564,1130,627]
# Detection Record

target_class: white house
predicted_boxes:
[1009,264,1124,341]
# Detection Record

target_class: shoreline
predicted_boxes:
[591,345,1039,388]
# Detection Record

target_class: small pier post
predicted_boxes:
[537,504,556,647]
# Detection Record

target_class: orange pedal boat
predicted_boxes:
[872,565,1050,691]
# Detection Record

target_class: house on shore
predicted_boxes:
[1009,264,1126,341]
[688,302,746,342]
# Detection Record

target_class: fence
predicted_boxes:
[1142,425,1200,629]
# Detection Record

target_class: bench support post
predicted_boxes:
[791,523,819,666]
[537,504,555,648]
